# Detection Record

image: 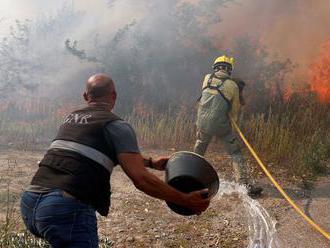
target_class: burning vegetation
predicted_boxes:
[309,39,330,103]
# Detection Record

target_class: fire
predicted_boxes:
[309,39,330,103]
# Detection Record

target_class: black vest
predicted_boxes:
[31,106,121,216]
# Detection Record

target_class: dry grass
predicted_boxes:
[128,95,330,179]
[243,95,330,179]
[0,95,329,179]
[126,107,196,148]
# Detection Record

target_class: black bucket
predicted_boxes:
[165,151,219,216]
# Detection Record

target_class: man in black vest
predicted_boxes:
[20,74,209,248]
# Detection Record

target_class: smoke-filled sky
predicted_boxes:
[0,0,145,37]
[2,0,329,65]
[0,0,107,19]
[218,0,330,73]
[1,0,329,108]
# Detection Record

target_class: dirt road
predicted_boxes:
[0,150,329,247]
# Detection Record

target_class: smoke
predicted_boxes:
[216,0,330,76]
[0,0,329,113]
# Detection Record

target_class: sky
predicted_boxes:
[1,0,329,66]
[217,0,330,70]
[1,0,329,88]
[0,0,102,19]
[0,0,144,37]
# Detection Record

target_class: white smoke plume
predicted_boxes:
[0,0,329,113]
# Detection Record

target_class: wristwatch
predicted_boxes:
[144,157,153,168]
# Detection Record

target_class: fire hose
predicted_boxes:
[230,117,330,241]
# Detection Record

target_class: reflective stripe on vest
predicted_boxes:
[49,140,115,173]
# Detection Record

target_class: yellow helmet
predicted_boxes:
[213,55,234,68]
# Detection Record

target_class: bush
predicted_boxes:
[243,94,330,179]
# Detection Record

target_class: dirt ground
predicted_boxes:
[0,149,329,248]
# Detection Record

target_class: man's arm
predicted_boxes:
[118,152,210,214]
[105,120,209,214]
[229,90,240,122]
[225,81,240,122]
[143,156,168,170]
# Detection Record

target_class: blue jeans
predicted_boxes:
[20,190,98,248]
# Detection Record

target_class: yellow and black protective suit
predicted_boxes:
[194,70,249,184]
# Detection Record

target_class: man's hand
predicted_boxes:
[151,157,169,170]
[181,189,210,215]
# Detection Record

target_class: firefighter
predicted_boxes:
[194,55,262,197]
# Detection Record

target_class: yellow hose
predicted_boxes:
[230,117,330,241]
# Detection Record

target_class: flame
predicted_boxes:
[309,39,330,103]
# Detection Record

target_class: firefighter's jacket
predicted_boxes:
[196,71,240,135]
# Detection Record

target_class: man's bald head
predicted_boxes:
[85,74,115,100]
[84,74,117,108]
